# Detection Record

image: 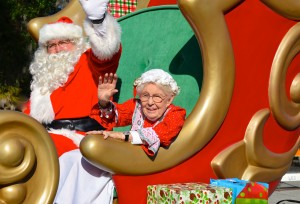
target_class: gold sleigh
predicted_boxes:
[1,0,300,203]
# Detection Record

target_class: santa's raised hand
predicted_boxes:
[79,0,109,20]
[98,73,118,108]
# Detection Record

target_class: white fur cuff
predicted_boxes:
[83,13,121,60]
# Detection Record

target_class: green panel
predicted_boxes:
[114,6,203,131]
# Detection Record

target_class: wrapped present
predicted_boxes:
[210,178,268,204]
[147,182,232,204]
[108,0,137,18]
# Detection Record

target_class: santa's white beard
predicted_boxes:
[30,47,83,94]
[28,42,87,123]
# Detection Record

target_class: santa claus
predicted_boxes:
[24,0,122,157]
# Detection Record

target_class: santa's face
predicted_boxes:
[46,39,76,54]
[29,38,86,94]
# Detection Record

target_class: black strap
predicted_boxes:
[43,117,104,132]
[90,13,106,24]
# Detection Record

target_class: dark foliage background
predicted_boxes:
[0,0,68,110]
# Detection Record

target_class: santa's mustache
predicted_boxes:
[29,49,82,94]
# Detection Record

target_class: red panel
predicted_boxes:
[148,0,177,7]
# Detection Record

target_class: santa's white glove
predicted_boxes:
[79,0,109,20]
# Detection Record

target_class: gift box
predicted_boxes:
[210,178,268,204]
[147,182,232,204]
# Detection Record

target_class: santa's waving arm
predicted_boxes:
[79,0,121,60]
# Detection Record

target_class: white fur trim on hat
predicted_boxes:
[39,19,83,45]
[134,69,180,96]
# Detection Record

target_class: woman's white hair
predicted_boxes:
[134,69,180,96]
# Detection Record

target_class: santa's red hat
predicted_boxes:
[39,16,82,45]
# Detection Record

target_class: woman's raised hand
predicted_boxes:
[98,73,118,108]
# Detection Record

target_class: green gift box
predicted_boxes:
[147,182,232,204]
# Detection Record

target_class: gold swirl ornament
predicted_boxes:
[212,109,300,182]
[269,22,300,130]
[212,0,300,184]
[262,0,300,129]
[0,111,59,204]
[80,0,239,175]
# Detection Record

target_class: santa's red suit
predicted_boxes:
[24,12,122,157]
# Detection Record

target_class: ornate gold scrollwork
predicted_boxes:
[269,22,300,130]
[0,111,59,204]
[212,0,300,184]
[212,109,300,182]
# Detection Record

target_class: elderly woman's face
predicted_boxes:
[140,83,174,121]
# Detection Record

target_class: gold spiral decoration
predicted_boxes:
[212,0,300,186]
[0,184,27,204]
[0,137,35,185]
[245,110,298,169]
[0,111,59,204]
[269,22,300,130]
[212,109,300,182]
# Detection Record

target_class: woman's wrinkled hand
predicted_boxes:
[86,130,104,135]
[86,130,124,140]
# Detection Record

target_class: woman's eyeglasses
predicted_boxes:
[139,93,165,103]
